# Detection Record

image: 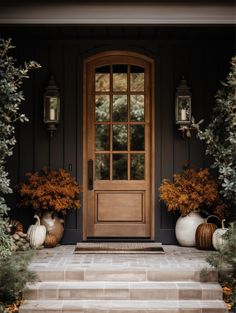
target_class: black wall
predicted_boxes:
[1,26,234,244]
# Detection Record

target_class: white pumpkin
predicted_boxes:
[212,219,228,250]
[27,224,33,240]
[28,215,46,248]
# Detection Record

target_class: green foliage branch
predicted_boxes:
[206,222,236,310]
[0,38,40,259]
[197,57,236,208]
[0,251,37,310]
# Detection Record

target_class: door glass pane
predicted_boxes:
[95,154,110,180]
[113,154,128,180]
[131,125,144,151]
[131,154,145,180]
[95,66,110,92]
[130,65,144,92]
[113,125,127,151]
[95,125,110,151]
[113,65,127,92]
[130,95,144,121]
[113,95,128,122]
[95,95,110,121]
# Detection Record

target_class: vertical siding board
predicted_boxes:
[63,45,78,231]
[34,41,50,170]
[155,52,162,241]
[217,42,232,84]
[17,41,36,227]
[203,41,233,169]
[189,45,204,169]
[48,42,64,170]
[173,42,190,173]
[158,44,176,233]
[18,41,35,179]
[64,45,77,178]
[203,43,220,168]
[76,49,84,240]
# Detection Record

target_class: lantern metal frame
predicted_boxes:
[43,76,60,136]
[175,77,192,125]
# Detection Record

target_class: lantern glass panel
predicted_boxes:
[44,96,60,123]
[176,95,191,124]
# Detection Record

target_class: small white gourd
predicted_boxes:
[212,219,228,250]
[28,215,46,248]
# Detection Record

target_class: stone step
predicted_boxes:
[25,281,223,301]
[19,299,228,313]
[34,267,218,282]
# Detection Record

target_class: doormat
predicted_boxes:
[74,242,164,254]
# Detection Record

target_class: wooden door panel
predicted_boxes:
[93,224,149,237]
[95,191,144,222]
[83,51,154,239]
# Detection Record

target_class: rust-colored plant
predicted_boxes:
[159,167,226,217]
[18,168,80,215]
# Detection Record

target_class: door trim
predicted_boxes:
[83,50,155,240]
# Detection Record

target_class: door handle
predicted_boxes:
[88,159,93,190]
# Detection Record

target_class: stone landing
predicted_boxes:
[19,245,228,313]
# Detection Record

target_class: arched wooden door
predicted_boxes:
[83,51,155,239]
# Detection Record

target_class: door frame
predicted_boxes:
[83,50,155,240]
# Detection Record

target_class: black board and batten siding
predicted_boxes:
[2,26,234,244]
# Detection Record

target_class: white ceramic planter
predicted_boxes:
[40,211,64,242]
[175,212,205,247]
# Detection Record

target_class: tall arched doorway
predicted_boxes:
[83,51,155,239]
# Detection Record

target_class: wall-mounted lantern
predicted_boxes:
[43,76,60,136]
[175,77,191,125]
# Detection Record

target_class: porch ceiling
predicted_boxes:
[0,2,235,25]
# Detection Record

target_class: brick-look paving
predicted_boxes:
[19,245,228,313]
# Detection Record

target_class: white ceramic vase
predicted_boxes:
[40,211,64,242]
[175,212,205,247]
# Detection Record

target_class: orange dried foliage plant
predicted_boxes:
[159,168,226,217]
[18,168,80,215]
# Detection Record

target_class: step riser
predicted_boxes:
[25,287,222,301]
[19,300,228,313]
[35,269,218,282]
[20,309,228,313]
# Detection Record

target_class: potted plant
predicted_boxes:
[18,167,80,244]
[159,166,226,246]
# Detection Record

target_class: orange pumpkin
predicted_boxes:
[10,219,24,234]
[195,215,219,250]
[44,233,58,248]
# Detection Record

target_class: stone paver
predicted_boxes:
[19,245,228,313]
[29,245,213,271]
[29,245,218,283]
[25,281,222,301]
[19,300,228,313]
